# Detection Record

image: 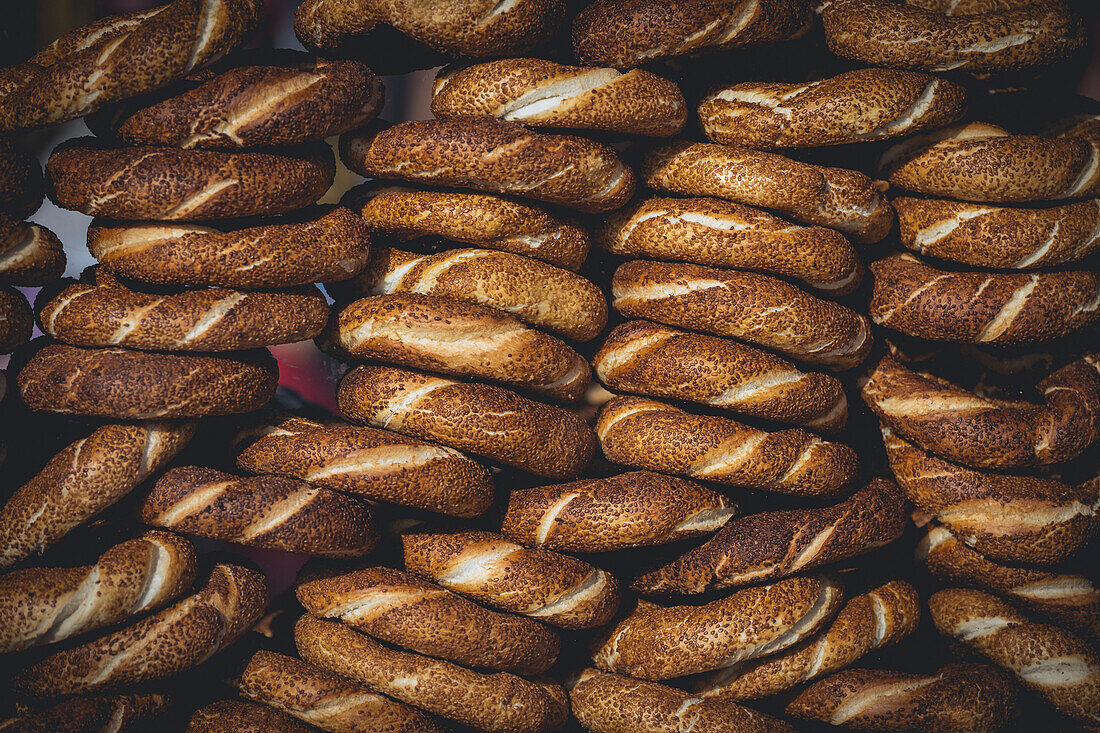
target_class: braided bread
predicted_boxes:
[632,479,908,595]
[0,422,194,569]
[700,69,967,149]
[13,563,267,698]
[786,663,1018,732]
[341,117,634,212]
[431,58,686,136]
[236,415,493,518]
[402,530,620,630]
[596,196,863,295]
[863,354,1100,469]
[572,0,810,68]
[640,140,892,243]
[296,614,568,733]
[0,0,262,130]
[187,700,311,733]
[930,588,1100,725]
[348,186,589,270]
[571,669,795,733]
[88,207,371,289]
[47,141,335,220]
[593,321,849,433]
[817,0,1086,73]
[333,246,608,342]
[238,650,444,733]
[2,694,168,733]
[593,575,843,681]
[698,580,921,701]
[0,137,43,217]
[870,253,1100,344]
[338,365,595,479]
[141,466,378,558]
[0,284,31,352]
[0,213,64,285]
[613,260,872,370]
[596,396,858,496]
[296,566,560,674]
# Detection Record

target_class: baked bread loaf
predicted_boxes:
[501,471,736,553]
[335,246,607,341]
[333,293,592,401]
[593,321,849,433]
[402,530,620,630]
[295,614,568,733]
[186,700,311,733]
[88,207,370,289]
[0,421,194,568]
[596,196,863,295]
[338,365,595,479]
[0,0,262,130]
[612,260,872,370]
[930,588,1100,725]
[0,284,32,352]
[0,531,196,653]
[697,580,921,701]
[862,353,1100,469]
[870,253,1100,344]
[0,213,65,285]
[236,415,493,518]
[699,69,967,149]
[47,140,335,220]
[640,140,892,243]
[18,344,279,418]
[592,575,842,680]
[596,396,859,496]
[12,563,267,698]
[431,58,686,136]
[631,479,908,594]
[0,137,44,217]
[296,566,560,674]
[141,466,378,558]
[341,117,634,212]
[238,650,443,733]
[2,694,168,733]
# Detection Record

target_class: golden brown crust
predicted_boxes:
[0,284,32,352]
[186,700,312,733]
[0,213,65,286]
[0,137,44,217]
[2,694,169,733]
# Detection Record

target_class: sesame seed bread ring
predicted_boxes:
[47,140,335,220]
[929,588,1100,726]
[641,140,892,243]
[238,651,444,733]
[431,58,686,137]
[500,470,736,553]
[337,246,607,342]
[572,0,811,69]
[402,530,620,630]
[595,396,859,496]
[108,59,383,149]
[87,207,371,289]
[698,580,921,701]
[882,427,1098,564]
[295,614,568,733]
[596,197,864,296]
[236,415,494,518]
[0,0,262,130]
[296,566,560,674]
[0,284,32,353]
[186,700,313,733]
[895,195,1100,269]
[0,422,195,569]
[0,213,65,286]
[699,69,967,149]
[338,365,594,479]
[870,253,1100,344]
[612,260,872,370]
[334,293,592,402]
[12,563,268,699]
[570,669,796,733]
[816,0,1086,73]
[340,117,635,213]
[593,321,849,433]
[4,694,168,733]
[0,137,44,217]
[592,575,843,681]
[348,186,589,270]
[18,344,279,418]
[785,662,1018,733]
[631,479,908,595]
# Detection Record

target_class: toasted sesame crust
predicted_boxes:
[0,137,44,217]
[0,213,65,285]
[186,700,313,733]
[0,284,32,352]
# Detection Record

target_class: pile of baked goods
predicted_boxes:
[0,0,1097,730]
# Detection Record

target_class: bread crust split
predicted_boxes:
[2,693,169,733]
[186,700,312,733]
[0,213,65,285]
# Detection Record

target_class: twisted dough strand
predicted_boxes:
[186,700,312,733]
[0,213,64,285]
[1,694,168,732]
